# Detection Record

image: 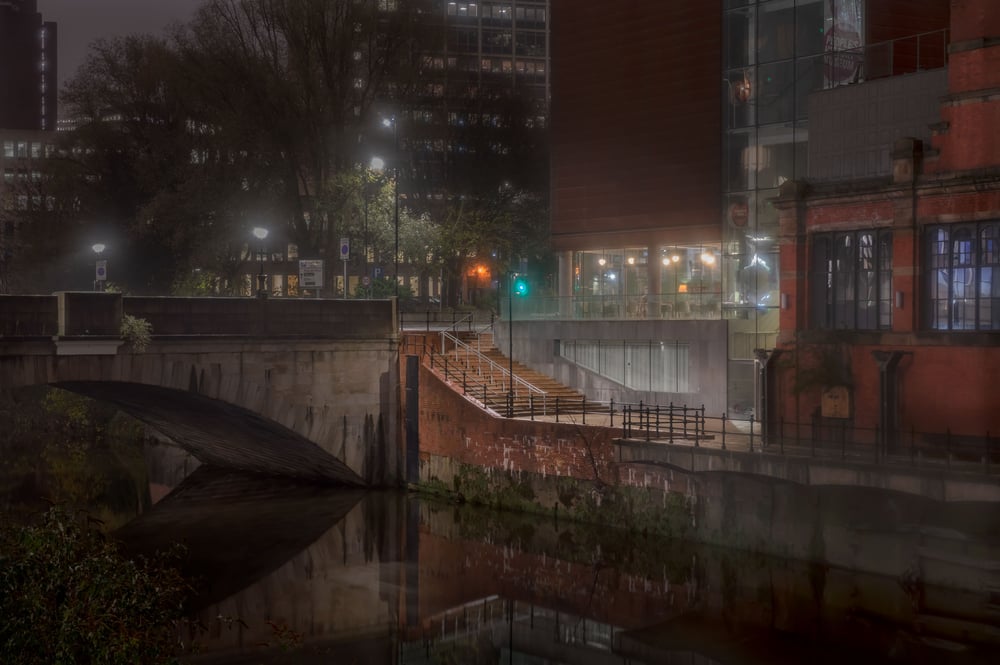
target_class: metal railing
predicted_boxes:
[502,294,725,322]
[619,407,999,474]
[436,329,548,415]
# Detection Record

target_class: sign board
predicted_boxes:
[821,385,851,419]
[299,259,324,288]
[95,260,107,282]
[340,237,350,261]
[374,267,382,279]
[362,276,371,286]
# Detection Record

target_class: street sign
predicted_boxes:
[374,267,382,279]
[340,237,350,261]
[299,259,324,288]
[95,260,107,282]
[362,276,371,286]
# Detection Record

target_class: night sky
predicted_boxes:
[38,0,204,90]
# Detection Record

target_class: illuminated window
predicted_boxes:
[926,222,1000,330]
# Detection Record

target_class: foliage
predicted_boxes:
[780,333,854,394]
[1,388,150,526]
[4,0,552,301]
[120,314,153,353]
[0,506,191,664]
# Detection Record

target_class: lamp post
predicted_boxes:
[382,116,400,298]
[507,271,514,418]
[92,243,106,292]
[252,226,269,298]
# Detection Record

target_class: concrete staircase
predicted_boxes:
[429,329,605,418]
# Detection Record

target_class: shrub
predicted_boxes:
[0,506,191,664]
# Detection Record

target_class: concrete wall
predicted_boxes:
[494,319,729,414]
[0,294,402,485]
[808,68,947,181]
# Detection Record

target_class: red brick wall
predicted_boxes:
[413,361,618,482]
[549,0,721,251]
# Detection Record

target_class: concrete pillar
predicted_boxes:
[646,246,662,318]
[558,250,573,318]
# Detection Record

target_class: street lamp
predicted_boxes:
[382,116,400,298]
[92,243,106,292]
[252,226,269,298]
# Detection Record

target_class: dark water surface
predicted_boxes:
[109,466,998,665]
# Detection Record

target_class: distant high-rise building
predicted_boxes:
[0,0,58,131]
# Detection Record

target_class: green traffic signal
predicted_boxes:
[513,276,529,296]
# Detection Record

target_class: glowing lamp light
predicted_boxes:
[598,257,607,266]
[678,283,688,293]
[701,252,716,265]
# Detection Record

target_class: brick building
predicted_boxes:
[771,0,1000,447]
[541,0,954,416]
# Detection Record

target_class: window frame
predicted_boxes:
[810,228,893,331]
[925,221,1000,331]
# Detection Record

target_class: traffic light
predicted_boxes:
[512,275,529,296]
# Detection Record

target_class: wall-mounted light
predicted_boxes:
[781,293,790,310]
[895,291,904,309]
[598,257,606,267]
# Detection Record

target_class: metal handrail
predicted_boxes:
[438,329,549,414]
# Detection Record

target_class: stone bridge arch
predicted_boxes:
[0,293,402,486]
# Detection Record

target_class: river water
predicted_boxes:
[106,464,997,665]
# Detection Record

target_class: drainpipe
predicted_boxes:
[754,348,779,445]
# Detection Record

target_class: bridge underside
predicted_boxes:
[56,381,366,487]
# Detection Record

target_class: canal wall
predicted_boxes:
[409,358,1000,597]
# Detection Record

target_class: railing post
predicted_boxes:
[556,396,560,423]
[655,405,660,438]
[530,393,535,421]
[463,371,467,394]
[425,310,430,332]
[645,407,651,442]
[610,399,615,428]
[699,404,706,441]
[682,404,688,440]
[668,402,675,443]
[622,405,629,439]
[638,401,644,435]
[483,384,487,408]
[721,413,727,450]
[748,415,755,452]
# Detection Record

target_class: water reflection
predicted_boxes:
[109,471,997,664]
